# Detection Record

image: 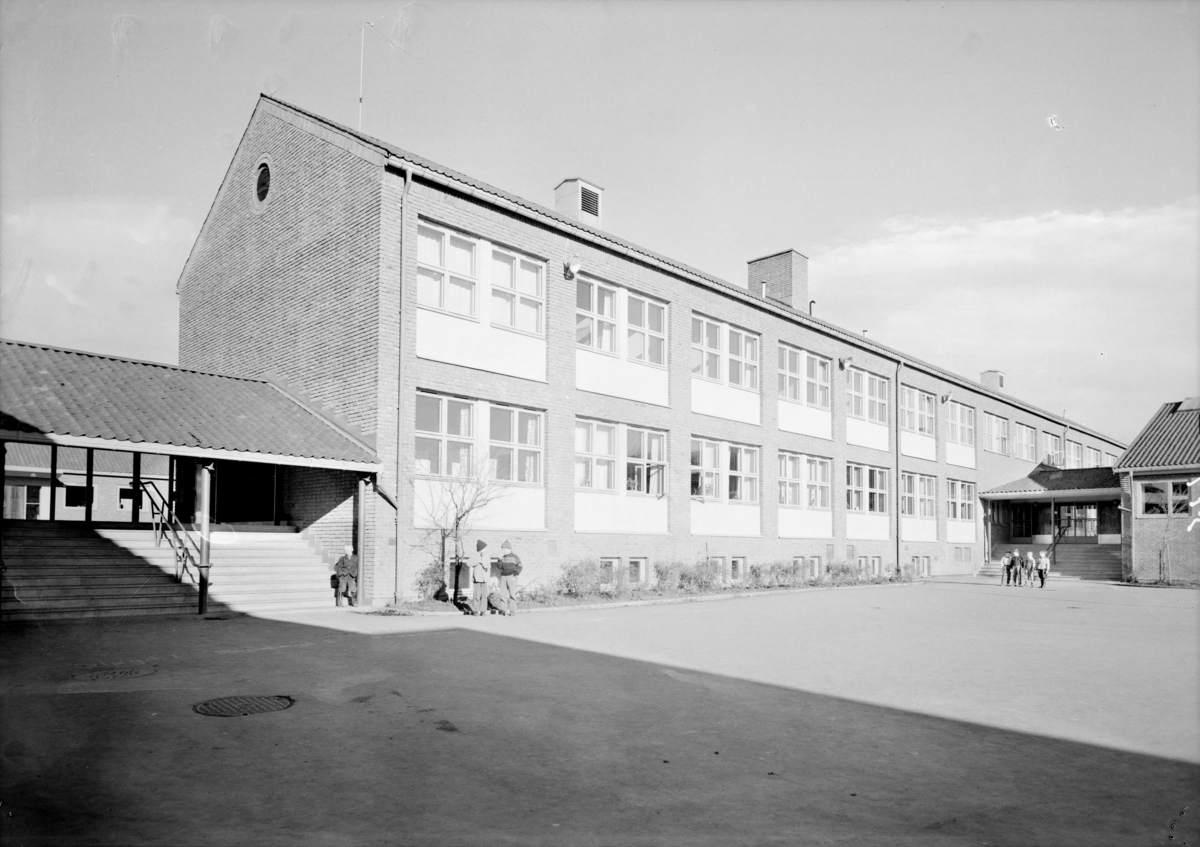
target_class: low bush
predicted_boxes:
[414,559,448,600]
[678,558,721,593]
[559,559,603,598]
[653,560,686,592]
[824,561,861,586]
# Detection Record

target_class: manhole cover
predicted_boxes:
[193,695,294,717]
[73,667,157,681]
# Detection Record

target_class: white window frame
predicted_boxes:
[690,315,722,382]
[690,438,720,499]
[730,556,746,582]
[847,463,888,514]
[416,223,478,318]
[728,444,759,502]
[626,292,667,367]
[414,392,475,478]
[727,327,760,391]
[900,387,935,436]
[778,451,804,506]
[807,456,831,509]
[575,419,618,490]
[846,369,866,419]
[1014,423,1037,461]
[947,402,975,447]
[1105,453,1119,468]
[1085,446,1102,468]
[901,473,937,518]
[628,557,648,584]
[599,556,619,585]
[625,426,666,496]
[576,277,618,354]
[1042,432,1064,467]
[1066,440,1083,469]
[488,404,543,485]
[778,345,831,409]
[848,369,888,424]
[1139,480,1193,516]
[489,246,545,336]
[982,413,1009,455]
[947,479,976,521]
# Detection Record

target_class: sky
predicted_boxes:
[1,0,1197,444]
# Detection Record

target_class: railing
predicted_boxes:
[139,481,200,584]
[1046,521,1071,565]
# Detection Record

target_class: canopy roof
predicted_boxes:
[981,463,1121,501]
[1,340,378,472]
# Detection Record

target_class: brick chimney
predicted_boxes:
[748,249,809,311]
[555,178,603,229]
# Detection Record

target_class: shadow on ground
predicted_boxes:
[1,612,1196,847]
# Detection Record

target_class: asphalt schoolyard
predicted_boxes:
[1,577,1196,846]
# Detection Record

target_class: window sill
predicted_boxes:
[626,357,668,371]
[778,396,831,412]
[417,304,479,323]
[490,322,545,341]
[576,344,619,359]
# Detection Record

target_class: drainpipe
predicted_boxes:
[393,166,413,603]
[895,358,903,576]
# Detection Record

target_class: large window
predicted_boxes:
[806,456,832,508]
[1014,423,1037,461]
[900,387,935,436]
[947,480,976,521]
[778,346,831,408]
[1140,480,1192,515]
[727,328,759,390]
[626,426,666,495]
[575,419,617,489]
[1042,432,1064,467]
[417,224,477,317]
[1085,446,1102,468]
[901,473,936,518]
[690,438,720,498]
[490,248,544,335]
[779,452,804,506]
[728,445,759,502]
[415,393,474,477]
[847,463,888,513]
[983,413,1009,455]
[947,401,975,446]
[626,294,667,366]
[847,369,888,424]
[1066,440,1083,469]
[576,279,617,353]
[489,405,542,484]
[690,316,721,381]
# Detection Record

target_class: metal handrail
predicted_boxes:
[139,480,200,584]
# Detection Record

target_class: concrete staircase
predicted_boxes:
[1,522,337,622]
[977,545,1122,582]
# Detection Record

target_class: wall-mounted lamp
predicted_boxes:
[940,392,953,404]
[564,256,582,280]
[838,355,854,371]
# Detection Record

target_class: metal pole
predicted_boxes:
[198,462,212,614]
[131,453,141,524]
[85,448,94,524]
[49,444,57,521]
[358,23,365,131]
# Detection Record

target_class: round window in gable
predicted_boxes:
[255,163,271,202]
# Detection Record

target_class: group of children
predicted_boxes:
[1001,548,1050,588]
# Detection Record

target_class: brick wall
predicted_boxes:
[1129,474,1200,584]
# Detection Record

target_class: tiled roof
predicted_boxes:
[3,442,169,475]
[257,97,1127,450]
[983,463,1121,496]
[1115,400,1200,470]
[0,340,378,467]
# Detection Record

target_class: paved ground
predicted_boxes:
[1,578,1197,846]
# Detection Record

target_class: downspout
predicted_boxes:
[393,166,413,603]
[895,358,903,577]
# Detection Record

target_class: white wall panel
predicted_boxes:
[416,309,546,383]
[778,508,833,539]
[846,513,889,540]
[900,431,937,461]
[846,418,889,452]
[778,401,832,440]
[946,442,977,469]
[413,479,545,531]
[901,517,938,542]
[691,378,760,425]
[574,491,669,534]
[946,520,976,543]
[576,349,669,407]
[689,500,760,536]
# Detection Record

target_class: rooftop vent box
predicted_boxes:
[981,370,1006,392]
[555,178,603,229]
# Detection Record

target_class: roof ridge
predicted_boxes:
[0,338,271,384]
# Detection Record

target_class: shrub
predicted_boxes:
[414,559,448,600]
[516,579,558,605]
[824,561,860,586]
[654,560,686,592]
[678,558,721,593]
[559,559,603,598]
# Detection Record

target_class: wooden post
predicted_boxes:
[131,453,141,524]
[49,444,57,521]
[197,462,213,614]
[357,475,368,606]
[84,448,94,524]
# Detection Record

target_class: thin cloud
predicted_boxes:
[812,198,1199,442]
